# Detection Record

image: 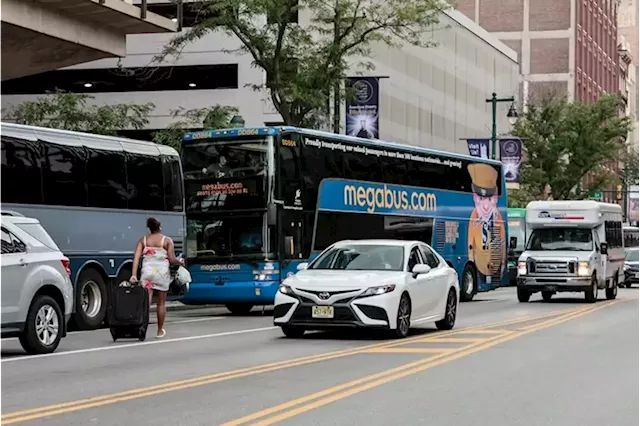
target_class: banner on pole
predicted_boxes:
[466,139,490,159]
[498,138,523,184]
[345,77,379,139]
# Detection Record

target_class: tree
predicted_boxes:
[157,0,450,128]
[152,105,239,151]
[511,93,631,201]
[621,145,639,189]
[2,91,154,136]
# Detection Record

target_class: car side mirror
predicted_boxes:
[600,243,608,255]
[411,264,431,278]
[509,237,517,250]
[297,262,308,271]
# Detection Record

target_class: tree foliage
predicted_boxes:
[152,105,239,151]
[157,0,449,128]
[2,91,154,136]
[621,146,639,188]
[511,93,631,201]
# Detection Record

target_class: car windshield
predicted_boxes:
[309,244,404,271]
[186,214,274,261]
[626,249,639,262]
[508,219,526,251]
[526,228,593,251]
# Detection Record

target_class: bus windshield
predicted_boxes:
[508,218,526,252]
[526,228,593,251]
[186,213,274,261]
[182,137,272,212]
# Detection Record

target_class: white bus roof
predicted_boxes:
[1,122,179,157]
[526,200,622,227]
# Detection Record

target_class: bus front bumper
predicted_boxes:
[181,281,279,305]
[517,276,592,293]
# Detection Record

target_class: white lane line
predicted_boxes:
[1,326,278,363]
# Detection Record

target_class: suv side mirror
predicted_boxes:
[411,264,431,278]
[509,236,518,250]
[600,243,608,255]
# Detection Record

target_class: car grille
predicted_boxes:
[528,259,576,276]
[290,305,358,323]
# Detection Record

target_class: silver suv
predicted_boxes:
[1,212,73,354]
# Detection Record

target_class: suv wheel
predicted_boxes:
[19,295,63,354]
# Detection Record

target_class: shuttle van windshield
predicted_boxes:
[526,227,593,252]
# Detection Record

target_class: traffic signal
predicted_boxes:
[616,184,623,200]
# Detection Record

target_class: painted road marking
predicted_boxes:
[420,337,486,343]
[220,300,623,426]
[364,347,459,354]
[0,307,589,424]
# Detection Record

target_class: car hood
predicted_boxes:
[284,270,405,291]
[626,261,639,267]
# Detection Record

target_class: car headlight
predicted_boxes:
[578,261,590,277]
[517,261,527,276]
[359,284,396,297]
[279,284,294,295]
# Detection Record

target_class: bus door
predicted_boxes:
[280,210,304,278]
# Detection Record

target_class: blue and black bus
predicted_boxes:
[1,123,185,329]
[180,126,509,312]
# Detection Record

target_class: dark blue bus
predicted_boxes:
[181,127,508,312]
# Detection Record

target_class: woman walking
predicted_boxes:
[131,218,183,338]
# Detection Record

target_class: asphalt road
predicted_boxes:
[1,287,638,426]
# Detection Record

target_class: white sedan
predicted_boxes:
[273,239,459,338]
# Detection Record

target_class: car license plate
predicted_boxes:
[311,306,334,319]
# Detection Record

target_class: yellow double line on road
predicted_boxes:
[0,305,602,424]
[221,300,622,426]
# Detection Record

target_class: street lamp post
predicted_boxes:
[486,92,518,160]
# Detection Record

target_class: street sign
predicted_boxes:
[590,191,603,201]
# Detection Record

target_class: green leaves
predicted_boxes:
[2,91,154,136]
[157,0,450,127]
[512,93,632,201]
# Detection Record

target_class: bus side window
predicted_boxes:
[162,156,184,212]
[1,136,44,204]
[279,135,302,208]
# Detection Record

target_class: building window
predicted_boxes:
[1,64,239,95]
[146,2,207,28]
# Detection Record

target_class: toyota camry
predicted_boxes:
[273,240,459,338]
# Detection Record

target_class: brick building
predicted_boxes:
[455,0,620,104]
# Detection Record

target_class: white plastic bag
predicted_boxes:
[175,266,192,291]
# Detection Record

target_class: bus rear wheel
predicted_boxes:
[226,303,254,316]
[459,264,477,302]
[74,269,107,330]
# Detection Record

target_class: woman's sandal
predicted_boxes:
[156,329,166,339]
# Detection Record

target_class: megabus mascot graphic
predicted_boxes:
[467,163,506,281]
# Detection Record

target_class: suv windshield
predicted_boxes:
[186,214,274,261]
[526,228,593,251]
[309,244,404,271]
[15,223,59,250]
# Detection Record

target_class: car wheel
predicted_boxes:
[459,264,477,302]
[517,287,530,303]
[281,326,305,338]
[394,293,411,338]
[435,289,457,331]
[605,275,618,300]
[74,269,107,330]
[226,303,254,315]
[541,291,553,302]
[585,275,598,303]
[19,295,63,355]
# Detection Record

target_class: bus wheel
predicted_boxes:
[226,303,254,316]
[606,274,618,300]
[459,264,477,302]
[74,269,108,330]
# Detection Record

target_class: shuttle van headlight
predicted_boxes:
[517,261,527,276]
[578,262,591,277]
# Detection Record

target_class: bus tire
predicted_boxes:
[226,303,253,316]
[459,263,477,302]
[74,268,108,330]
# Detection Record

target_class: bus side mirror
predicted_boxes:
[284,236,295,259]
[267,204,277,226]
[600,243,608,255]
[509,237,517,250]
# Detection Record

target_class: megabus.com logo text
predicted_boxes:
[343,184,437,214]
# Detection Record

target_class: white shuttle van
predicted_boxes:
[516,201,624,303]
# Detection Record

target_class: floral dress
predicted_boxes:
[140,236,172,291]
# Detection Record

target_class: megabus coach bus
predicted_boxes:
[181,126,509,312]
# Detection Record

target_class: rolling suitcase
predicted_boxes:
[109,281,149,342]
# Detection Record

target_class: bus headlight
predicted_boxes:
[578,262,590,277]
[517,261,527,276]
